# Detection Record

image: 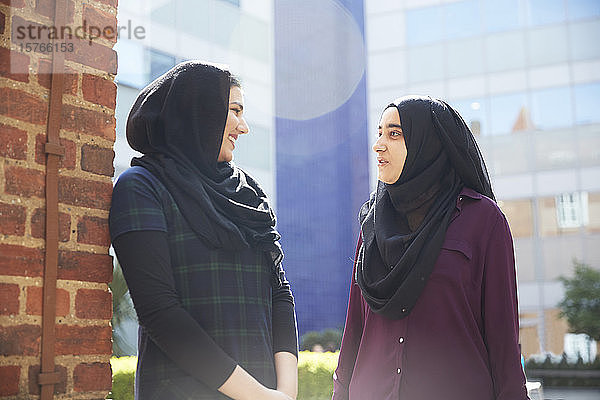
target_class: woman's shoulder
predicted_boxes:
[114,166,164,193]
[460,187,504,220]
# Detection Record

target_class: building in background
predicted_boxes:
[365,0,600,358]
[274,0,369,335]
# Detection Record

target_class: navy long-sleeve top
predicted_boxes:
[333,187,529,400]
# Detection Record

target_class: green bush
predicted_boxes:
[107,356,136,400]
[107,352,339,400]
[297,351,338,400]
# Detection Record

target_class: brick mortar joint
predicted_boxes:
[0,73,51,99]
[0,115,50,136]
[0,235,45,248]
[57,241,112,254]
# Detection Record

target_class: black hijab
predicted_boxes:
[126,61,284,286]
[356,95,494,319]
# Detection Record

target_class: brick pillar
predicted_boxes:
[0,0,117,398]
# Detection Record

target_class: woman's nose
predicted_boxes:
[372,137,385,152]
[238,118,249,134]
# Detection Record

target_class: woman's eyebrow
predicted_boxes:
[378,123,402,130]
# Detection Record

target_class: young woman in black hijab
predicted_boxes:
[110,61,298,400]
[333,96,529,400]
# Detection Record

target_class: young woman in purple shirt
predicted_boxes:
[332,96,529,400]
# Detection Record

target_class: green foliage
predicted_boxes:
[110,259,138,356]
[300,328,343,351]
[558,260,600,341]
[297,351,338,400]
[107,352,339,400]
[107,356,136,400]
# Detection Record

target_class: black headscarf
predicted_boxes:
[356,95,494,319]
[126,61,284,286]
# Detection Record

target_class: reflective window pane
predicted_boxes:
[486,32,527,73]
[588,192,600,233]
[528,26,569,67]
[567,0,600,20]
[499,199,534,237]
[531,86,573,130]
[445,0,481,39]
[149,49,176,83]
[570,20,600,61]
[447,38,485,78]
[406,6,444,46]
[574,82,600,124]
[483,0,521,32]
[529,0,566,26]
[407,44,444,82]
[489,92,528,135]
[451,98,488,136]
[534,128,578,170]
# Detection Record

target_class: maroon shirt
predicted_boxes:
[333,188,529,400]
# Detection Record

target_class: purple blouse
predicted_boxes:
[333,188,529,400]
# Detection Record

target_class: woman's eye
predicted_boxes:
[230,108,241,115]
[391,131,403,137]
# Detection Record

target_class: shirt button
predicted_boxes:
[398,337,405,343]
[401,308,406,313]
[397,368,401,374]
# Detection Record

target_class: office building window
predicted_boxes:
[574,82,600,125]
[499,199,534,238]
[406,6,444,46]
[489,92,528,135]
[567,0,600,20]
[527,26,569,67]
[452,98,488,136]
[587,192,600,233]
[483,0,521,32]
[219,0,240,6]
[485,31,527,73]
[407,44,444,82]
[556,192,589,229]
[447,38,485,79]
[149,50,176,83]
[531,86,573,130]
[570,20,600,61]
[528,0,566,26]
[445,0,481,39]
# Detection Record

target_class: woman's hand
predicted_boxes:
[218,365,293,400]
[262,388,294,400]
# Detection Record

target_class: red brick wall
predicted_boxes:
[0,0,117,397]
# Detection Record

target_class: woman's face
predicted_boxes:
[218,85,249,162]
[373,106,407,184]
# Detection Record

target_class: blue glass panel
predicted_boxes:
[483,0,521,32]
[567,0,600,20]
[531,86,573,130]
[489,92,528,135]
[406,6,444,45]
[529,0,566,26]
[445,0,481,39]
[574,82,600,124]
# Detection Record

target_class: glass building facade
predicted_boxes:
[365,0,600,357]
